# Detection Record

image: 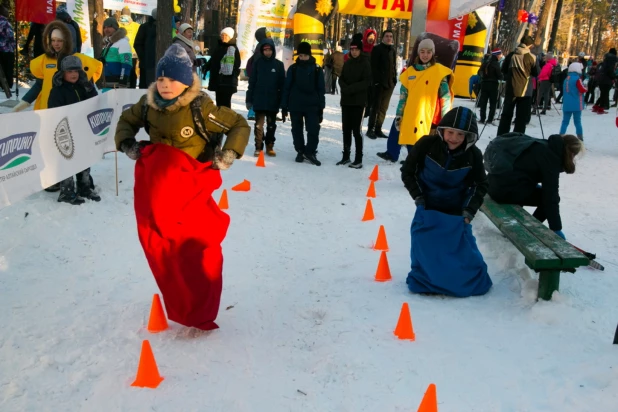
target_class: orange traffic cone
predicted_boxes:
[362,199,375,221]
[366,180,376,198]
[394,302,416,341]
[369,165,379,181]
[147,294,169,333]
[131,340,164,389]
[218,189,229,210]
[231,179,251,192]
[256,151,265,167]
[373,225,389,251]
[417,383,437,412]
[374,251,392,282]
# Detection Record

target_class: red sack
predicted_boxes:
[134,144,230,330]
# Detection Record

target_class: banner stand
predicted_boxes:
[114,151,118,196]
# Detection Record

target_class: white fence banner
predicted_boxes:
[103,0,157,15]
[449,0,496,20]
[0,89,147,210]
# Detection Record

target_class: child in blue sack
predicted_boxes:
[560,62,587,140]
[400,107,492,297]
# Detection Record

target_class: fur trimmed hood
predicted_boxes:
[104,27,128,46]
[43,21,73,58]
[146,73,207,111]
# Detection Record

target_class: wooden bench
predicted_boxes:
[480,196,589,300]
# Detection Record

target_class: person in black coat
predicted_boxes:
[21,22,45,58]
[203,27,241,108]
[484,133,584,239]
[592,48,617,112]
[337,38,371,168]
[134,9,157,89]
[48,55,100,205]
[367,30,397,138]
[478,49,504,124]
[246,39,285,157]
[281,41,326,166]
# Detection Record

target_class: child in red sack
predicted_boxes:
[114,44,250,331]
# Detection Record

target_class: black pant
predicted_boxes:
[0,51,15,89]
[254,111,277,149]
[497,92,532,136]
[216,90,234,108]
[331,74,338,94]
[60,169,91,195]
[479,82,499,122]
[368,84,395,133]
[139,68,154,89]
[595,84,612,109]
[342,105,364,156]
[290,111,320,155]
[130,59,138,89]
[537,81,553,111]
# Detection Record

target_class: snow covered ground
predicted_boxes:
[1,82,617,411]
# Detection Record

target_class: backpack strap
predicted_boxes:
[141,99,150,135]
[191,93,223,149]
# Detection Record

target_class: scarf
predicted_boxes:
[220,45,235,76]
[154,90,180,108]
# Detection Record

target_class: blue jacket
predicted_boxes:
[246,39,285,112]
[281,56,325,112]
[562,72,586,112]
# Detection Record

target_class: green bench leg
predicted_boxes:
[538,270,560,300]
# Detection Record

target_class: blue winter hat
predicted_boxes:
[156,44,194,86]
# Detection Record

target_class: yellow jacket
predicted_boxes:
[119,18,140,56]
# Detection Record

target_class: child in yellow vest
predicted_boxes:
[377,39,454,163]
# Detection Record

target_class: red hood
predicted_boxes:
[362,28,377,53]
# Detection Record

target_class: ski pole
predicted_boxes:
[552,101,561,115]
[536,105,545,139]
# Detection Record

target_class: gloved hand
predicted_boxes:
[394,116,402,131]
[246,102,252,111]
[12,100,31,112]
[318,109,323,124]
[463,210,475,223]
[281,109,287,123]
[212,149,236,170]
[120,138,151,160]
[414,196,425,207]
[554,230,566,240]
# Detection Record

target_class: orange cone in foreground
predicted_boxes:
[256,151,265,167]
[369,165,379,181]
[362,199,375,221]
[131,340,164,389]
[374,251,392,282]
[394,302,416,341]
[366,180,376,198]
[231,179,251,192]
[417,383,438,412]
[147,294,169,333]
[373,225,389,251]
[218,189,229,210]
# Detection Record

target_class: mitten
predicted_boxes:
[554,230,566,240]
[414,196,425,207]
[212,149,236,170]
[120,139,151,160]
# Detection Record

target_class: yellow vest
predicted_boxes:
[399,64,454,145]
[30,53,103,110]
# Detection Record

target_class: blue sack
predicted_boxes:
[407,207,492,297]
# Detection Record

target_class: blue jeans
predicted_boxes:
[560,111,583,136]
[385,120,412,161]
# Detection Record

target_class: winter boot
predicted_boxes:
[78,188,101,202]
[336,149,351,166]
[375,126,388,138]
[376,151,395,162]
[254,143,263,157]
[366,130,377,139]
[349,153,363,169]
[44,183,61,192]
[266,144,276,157]
[58,191,85,205]
[295,152,304,163]
[577,134,584,141]
[303,152,321,166]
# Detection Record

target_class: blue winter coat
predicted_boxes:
[246,39,285,112]
[281,56,326,112]
[562,72,586,112]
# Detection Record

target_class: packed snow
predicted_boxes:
[1,82,617,411]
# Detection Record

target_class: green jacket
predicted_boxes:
[115,74,250,159]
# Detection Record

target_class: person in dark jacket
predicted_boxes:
[134,9,157,89]
[55,8,80,53]
[585,61,598,104]
[281,41,326,166]
[172,23,201,73]
[401,107,492,297]
[21,22,45,59]
[48,55,100,205]
[478,48,504,124]
[592,48,617,113]
[367,30,397,138]
[203,27,241,108]
[337,39,371,168]
[245,27,271,120]
[484,133,584,239]
[246,39,285,157]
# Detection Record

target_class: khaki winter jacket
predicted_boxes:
[115,74,250,159]
[509,45,538,97]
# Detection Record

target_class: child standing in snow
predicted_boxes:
[401,107,492,297]
[114,44,250,331]
[560,63,587,140]
[47,55,100,205]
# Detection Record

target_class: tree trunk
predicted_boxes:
[532,0,553,54]
[593,16,605,58]
[180,0,195,24]
[157,0,175,61]
[402,19,410,61]
[583,8,595,52]
[565,10,575,57]
[88,0,104,59]
[547,0,563,52]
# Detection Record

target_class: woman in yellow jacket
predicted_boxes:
[12,21,102,112]
[377,38,454,163]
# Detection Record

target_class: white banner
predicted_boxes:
[0,90,147,210]
[449,0,496,20]
[66,0,93,57]
[103,0,157,16]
